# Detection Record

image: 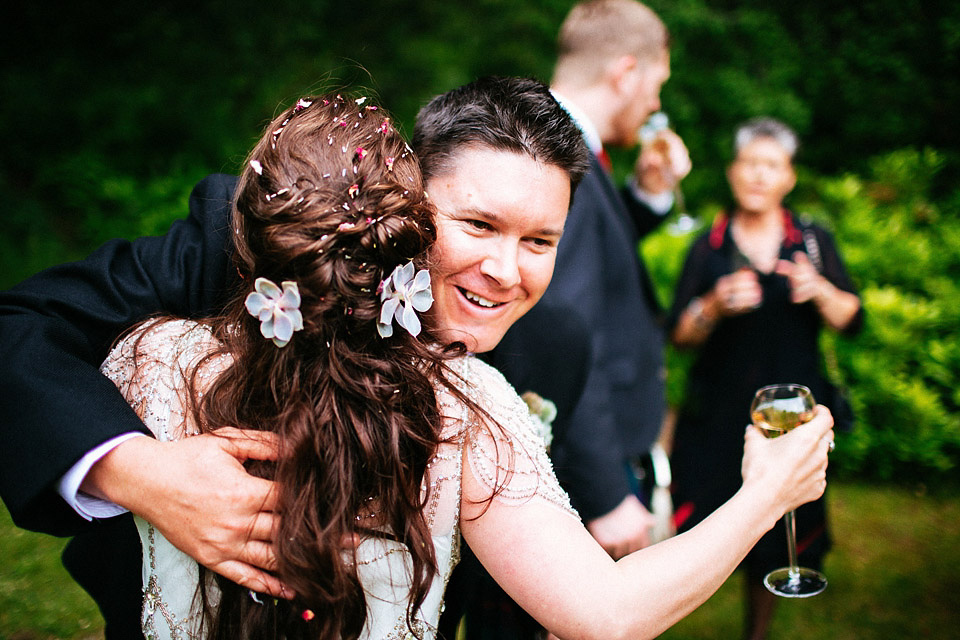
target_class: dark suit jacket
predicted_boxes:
[0,173,236,536]
[0,173,592,636]
[538,154,668,520]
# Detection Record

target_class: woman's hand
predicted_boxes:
[713,267,763,316]
[741,405,833,517]
[776,251,862,330]
[775,251,824,304]
[671,268,762,348]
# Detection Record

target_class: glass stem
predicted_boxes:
[784,509,800,582]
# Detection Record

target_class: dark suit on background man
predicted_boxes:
[0,173,592,638]
[542,151,668,521]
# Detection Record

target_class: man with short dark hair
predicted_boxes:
[432,5,692,636]
[0,76,593,638]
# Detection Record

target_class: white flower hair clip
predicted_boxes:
[377,262,433,338]
[244,278,304,347]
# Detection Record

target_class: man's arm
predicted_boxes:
[83,429,288,597]
[0,173,237,534]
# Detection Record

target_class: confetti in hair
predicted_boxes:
[265,187,289,202]
[269,98,316,148]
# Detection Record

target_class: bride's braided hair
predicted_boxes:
[187,93,462,639]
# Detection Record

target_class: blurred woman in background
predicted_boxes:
[668,117,862,640]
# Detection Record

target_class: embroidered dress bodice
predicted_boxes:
[99,319,576,639]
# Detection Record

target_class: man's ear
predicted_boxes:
[607,54,639,96]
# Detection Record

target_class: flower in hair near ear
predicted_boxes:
[245,278,304,347]
[377,262,433,338]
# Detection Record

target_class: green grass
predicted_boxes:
[0,510,103,639]
[660,482,960,639]
[2,482,959,639]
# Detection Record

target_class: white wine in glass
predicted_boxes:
[750,383,827,597]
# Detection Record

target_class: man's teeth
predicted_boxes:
[464,291,498,308]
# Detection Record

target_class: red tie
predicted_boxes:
[596,148,612,173]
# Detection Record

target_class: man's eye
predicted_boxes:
[467,219,493,231]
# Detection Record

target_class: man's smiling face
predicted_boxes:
[426,145,570,353]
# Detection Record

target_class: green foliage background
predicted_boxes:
[3,0,958,483]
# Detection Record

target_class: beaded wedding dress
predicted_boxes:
[100,319,576,639]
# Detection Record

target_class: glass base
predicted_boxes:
[763,567,827,598]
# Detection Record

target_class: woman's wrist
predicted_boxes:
[812,276,834,308]
[688,294,718,331]
[729,481,783,535]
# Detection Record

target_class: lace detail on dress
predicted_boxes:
[100,322,574,639]
[100,319,228,442]
[101,320,228,640]
[140,523,209,640]
[442,357,576,517]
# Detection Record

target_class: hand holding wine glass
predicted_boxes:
[748,384,833,597]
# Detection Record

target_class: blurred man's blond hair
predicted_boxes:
[553,0,669,87]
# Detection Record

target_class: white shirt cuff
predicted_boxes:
[627,178,675,216]
[58,432,146,520]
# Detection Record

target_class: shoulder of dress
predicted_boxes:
[446,356,550,443]
[132,319,219,359]
[106,319,226,380]
[444,355,515,401]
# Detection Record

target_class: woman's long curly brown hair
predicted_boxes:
[182,94,457,639]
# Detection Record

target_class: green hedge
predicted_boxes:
[644,147,960,484]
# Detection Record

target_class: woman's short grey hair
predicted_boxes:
[734,117,799,161]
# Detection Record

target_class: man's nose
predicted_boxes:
[479,241,521,289]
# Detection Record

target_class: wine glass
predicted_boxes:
[750,383,827,597]
[639,112,698,236]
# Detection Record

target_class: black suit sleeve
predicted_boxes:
[0,173,238,535]
[621,184,671,240]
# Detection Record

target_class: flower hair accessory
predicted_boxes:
[377,262,433,338]
[245,278,304,347]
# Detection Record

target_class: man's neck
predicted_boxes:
[551,83,618,148]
